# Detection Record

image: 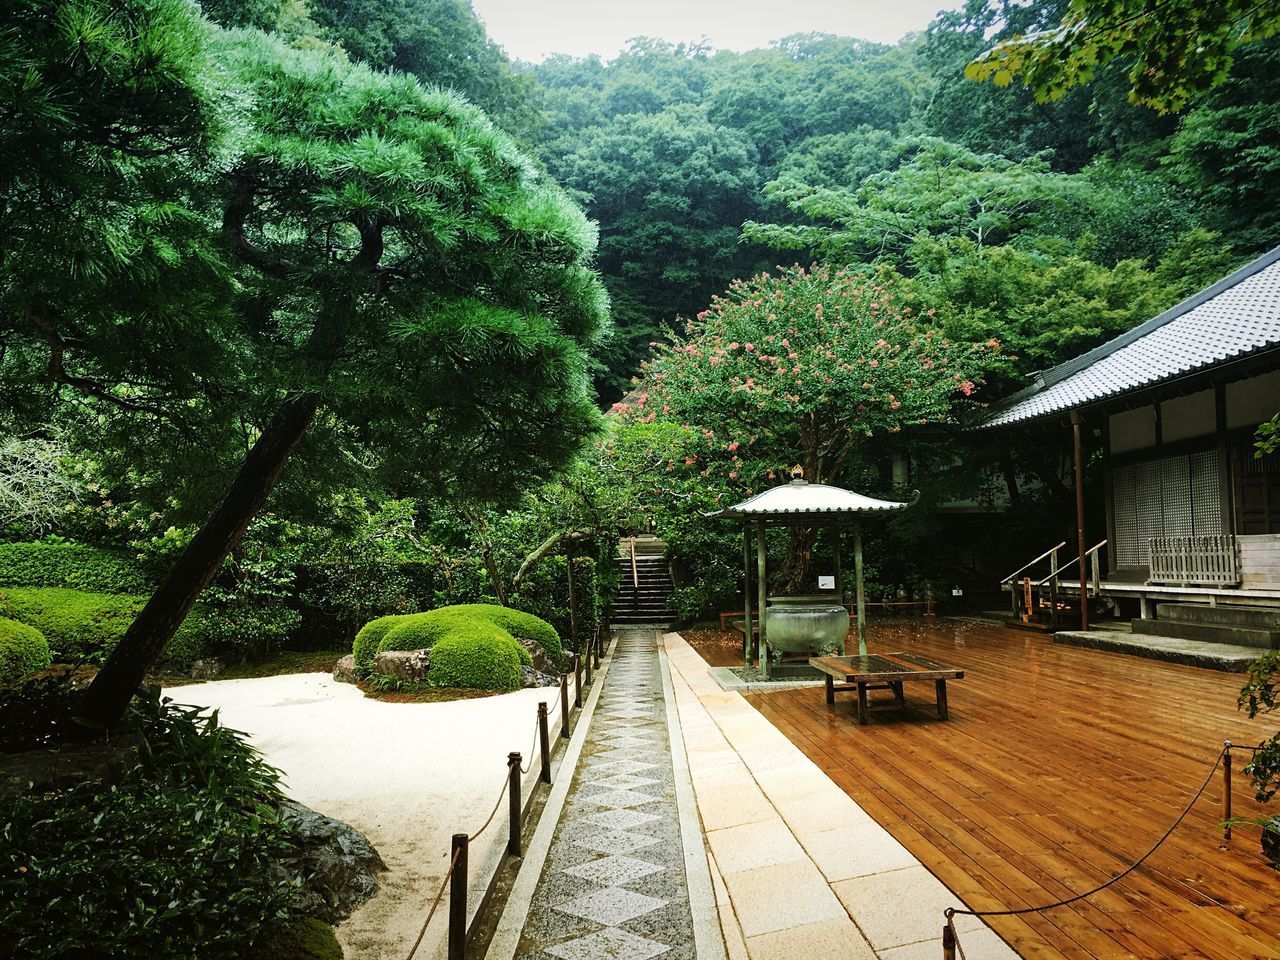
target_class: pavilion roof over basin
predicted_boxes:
[704,478,908,522]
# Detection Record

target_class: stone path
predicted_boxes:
[510,627,697,960]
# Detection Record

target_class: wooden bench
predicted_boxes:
[808,652,964,725]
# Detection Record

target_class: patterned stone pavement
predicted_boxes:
[512,627,696,960]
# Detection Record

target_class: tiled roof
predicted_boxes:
[983,244,1280,428]
[704,479,907,520]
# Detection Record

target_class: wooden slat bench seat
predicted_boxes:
[808,652,964,725]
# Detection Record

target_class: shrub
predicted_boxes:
[0,688,299,959]
[351,614,411,671]
[0,541,151,594]
[428,627,523,691]
[509,556,600,652]
[378,609,531,666]
[0,617,52,685]
[0,587,206,671]
[439,604,563,665]
[254,918,343,960]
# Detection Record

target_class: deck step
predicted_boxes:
[1155,602,1280,630]
[1131,617,1278,649]
[1054,630,1261,672]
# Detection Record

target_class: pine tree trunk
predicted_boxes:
[79,392,322,726]
[779,526,818,594]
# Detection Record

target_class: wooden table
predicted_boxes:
[808,652,964,725]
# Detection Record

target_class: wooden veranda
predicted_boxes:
[686,618,1280,960]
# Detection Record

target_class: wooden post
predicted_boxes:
[1223,741,1233,843]
[507,752,522,857]
[573,654,582,707]
[942,922,956,960]
[1071,409,1089,632]
[756,523,769,679]
[448,833,468,960]
[593,627,601,670]
[742,524,753,665]
[559,672,570,740]
[537,702,551,784]
[833,527,845,654]
[854,517,867,657]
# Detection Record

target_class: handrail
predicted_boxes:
[1037,540,1107,587]
[629,537,638,589]
[1002,541,1067,584]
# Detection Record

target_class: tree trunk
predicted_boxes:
[79,392,322,726]
[778,526,818,594]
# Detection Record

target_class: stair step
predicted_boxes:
[1054,630,1259,671]
[1155,602,1280,630]
[1131,618,1277,650]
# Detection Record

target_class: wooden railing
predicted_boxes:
[1148,535,1240,586]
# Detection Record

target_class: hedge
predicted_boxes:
[510,556,600,654]
[439,604,562,666]
[427,628,523,691]
[0,541,151,594]
[352,614,411,671]
[0,617,52,685]
[378,610,531,667]
[0,587,206,671]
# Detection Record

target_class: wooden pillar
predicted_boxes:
[854,517,867,656]
[756,523,769,679]
[1071,409,1089,632]
[742,524,753,665]
[1216,384,1234,536]
[833,526,845,655]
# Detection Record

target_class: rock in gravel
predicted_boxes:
[332,654,358,684]
[188,659,225,680]
[517,638,557,673]
[372,649,430,683]
[277,800,386,924]
[521,665,558,688]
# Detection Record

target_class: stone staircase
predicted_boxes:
[1132,603,1280,649]
[612,536,674,625]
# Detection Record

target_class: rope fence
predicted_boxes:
[941,740,1257,959]
[403,625,609,960]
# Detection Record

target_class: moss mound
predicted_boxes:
[428,627,523,691]
[254,918,343,960]
[0,617,52,685]
[439,604,563,664]
[352,614,411,671]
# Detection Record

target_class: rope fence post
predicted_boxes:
[942,919,955,960]
[507,752,522,857]
[573,654,583,708]
[538,702,551,784]
[448,833,468,960]
[584,641,593,687]
[593,627,601,670]
[560,671,571,740]
[1223,740,1233,843]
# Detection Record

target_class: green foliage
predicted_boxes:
[427,625,523,691]
[508,558,598,656]
[442,603,563,663]
[1257,414,1280,457]
[352,614,410,671]
[0,588,205,670]
[0,688,298,959]
[1239,651,1280,805]
[964,0,1280,113]
[376,608,531,666]
[253,917,344,960]
[0,616,52,685]
[0,541,151,594]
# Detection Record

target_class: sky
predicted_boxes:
[469,0,964,63]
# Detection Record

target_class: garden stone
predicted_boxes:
[373,649,431,683]
[0,734,141,804]
[517,638,555,673]
[188,659,224,680]
[332,654,358,684]
[276,799,385,923]
[522,665,558,688]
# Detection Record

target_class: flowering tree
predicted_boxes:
[613,264,994,589]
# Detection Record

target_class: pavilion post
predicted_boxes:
[854,517,867,656]
[833,527,845,655]
[756,523,769,679]
[1071,409,1089,632]
[742,524,753,665]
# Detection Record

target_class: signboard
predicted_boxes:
[817,575,835,590]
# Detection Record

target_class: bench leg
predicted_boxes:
[890,681,905,705]
[935,679,949,720]
[857,682,870,725]
[825,674,834,706]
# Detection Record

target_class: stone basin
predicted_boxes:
[764,594,849,655]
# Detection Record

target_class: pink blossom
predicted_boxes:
[729,471,738,479]
[960,380,975,396]
[745,343,755,351]
[728,441,739,452]
[869,360,879,368]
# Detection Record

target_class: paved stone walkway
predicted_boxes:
[512,627,696,960]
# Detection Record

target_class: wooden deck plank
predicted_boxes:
[679,621,1280,960]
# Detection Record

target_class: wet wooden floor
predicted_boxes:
[683,619,1280,960]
